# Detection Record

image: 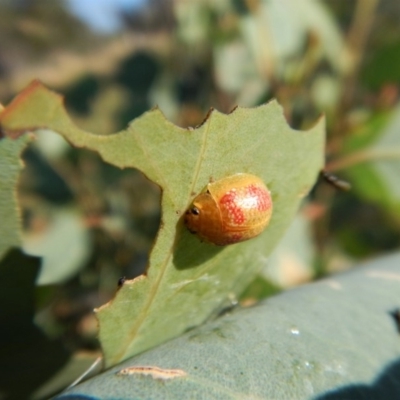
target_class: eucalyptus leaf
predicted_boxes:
[0,81,325,367]
[56,253,400,400]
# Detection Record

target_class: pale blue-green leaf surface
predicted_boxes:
[57,253,400,400]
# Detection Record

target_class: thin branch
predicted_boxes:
[326,148,400,172]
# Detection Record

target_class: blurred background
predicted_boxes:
[1,0,400,398]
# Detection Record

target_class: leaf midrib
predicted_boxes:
[112,115,213,364]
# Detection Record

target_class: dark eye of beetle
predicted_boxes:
[191,207,200,215]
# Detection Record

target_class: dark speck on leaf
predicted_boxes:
[117,276,126,288]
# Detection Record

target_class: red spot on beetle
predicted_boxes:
[246,184,271,211]
[219,190,246,225]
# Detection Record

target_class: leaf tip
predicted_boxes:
[0,79,65,139]
[315,113,326,129]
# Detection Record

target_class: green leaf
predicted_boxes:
[56,253,400,399]
[0,133,30,260]
[339,106,400,216]
[0,80,325,367]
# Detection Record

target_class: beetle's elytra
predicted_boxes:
[184,173,273,246]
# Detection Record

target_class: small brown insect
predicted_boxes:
[321,171,351,191]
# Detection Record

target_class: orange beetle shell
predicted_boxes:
[184,173,273,246]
